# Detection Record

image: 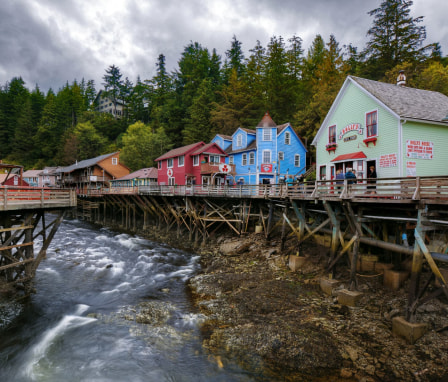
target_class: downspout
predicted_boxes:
[399,119,406,177]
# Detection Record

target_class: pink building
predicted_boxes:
[155,142,234,186]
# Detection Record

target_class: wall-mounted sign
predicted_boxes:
[338,123,363,140]
[343,135,357,142]
[260,164,273,173]
[379,153,397,168]
[167,168,173,177]
[90,176,97,181]
[406,161,416,177]
[219,164,231,173]
[406,140,433,159]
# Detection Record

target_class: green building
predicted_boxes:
[312,75,448,180]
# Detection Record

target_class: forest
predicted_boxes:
[1,0,448,172]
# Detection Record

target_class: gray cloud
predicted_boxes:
[0,0,446,93]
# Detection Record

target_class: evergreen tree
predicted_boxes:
[362,0,430,79]
[224,35,245,81]
[102,65,124,116]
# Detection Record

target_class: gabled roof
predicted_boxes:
[350,76,448,123]
[23,170,42,177]
[155,142,204,161]
[257,112,277,128]
[113,167,158,181]
[191,142,227,156]
[312,75,448,146]
[226,140,257,154]
[59,152,119,173]
[214,134,232,140]
[232,127,256,137]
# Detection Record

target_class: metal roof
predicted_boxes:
[59,152,119,173]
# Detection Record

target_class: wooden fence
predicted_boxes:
[0,187,77,211]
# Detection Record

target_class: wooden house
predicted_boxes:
[110,167,158,188]
[155,142,233,186]
[57,152,130,193]
[0,174,29,187]
[312,75,448,180]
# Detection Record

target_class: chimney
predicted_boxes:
[397,70,406,86]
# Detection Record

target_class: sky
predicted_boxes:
[0,0,447,93]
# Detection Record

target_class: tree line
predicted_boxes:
[1,0,447,171]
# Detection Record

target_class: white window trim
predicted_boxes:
[193,155,199,166]
[237,134,242,147]
[278,151,284,161]
[262,150,271,164]
[242,153,247,166]
[294,154,300,167]
[167,158,174,168]
[366,109,378,138]
[112,157,118,165]
[178,155,185,167]
[263,129,272,141]
[229,156,234,165]
[284,132,291,145]
[249,152,255,165]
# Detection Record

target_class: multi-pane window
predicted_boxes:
[178,155,184,167]
[278,151,284,161]
[262,150,271,164]
[112,157,118,165]
[294,154,300,167]
[193,155,199,166]
[366,111,378,137]
[210,155,220,163]
[284,132,291,145]
[237,134,242,147]
[229,156,234,165]
[328,125,336,144]
[167,158,173,168]
[158,161,162,169]
[249,152,255,165]
[263,129,272,141]
[242,153,247,166]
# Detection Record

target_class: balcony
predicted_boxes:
[200,162,235,175]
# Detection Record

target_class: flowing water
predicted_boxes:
[0,218,256,382]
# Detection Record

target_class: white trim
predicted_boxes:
[242,153,247,166]
[167,158,173,168]
[178,155,185,167]
[365,109,379,138]
[249,152,255,165]
[398,120,403,177]
[193,155,199,166]
[262,149,271,164]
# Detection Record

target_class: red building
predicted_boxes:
[0,174,30,187]
[155,142,234,186]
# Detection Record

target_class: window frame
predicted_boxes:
[242,153,248,166]
[178,155,185,167]
[193,155,199,166]
[263,129,272,141]
[249,152,255,165]
[328,125,336,144]
[167,158,173,168]
[366,110,378,138]
[262,150,271,164]
[284,132,291,145]
[278,151,284,161]
[294,154,300,167]
[237,134,242,147]
[229,156,234,165]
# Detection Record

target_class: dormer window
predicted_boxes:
[237,134,242,147]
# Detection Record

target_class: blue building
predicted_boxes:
[212,112,307,184]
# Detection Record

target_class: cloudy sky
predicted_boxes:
[1,0,447,92]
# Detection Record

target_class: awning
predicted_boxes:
[331,151,367,162]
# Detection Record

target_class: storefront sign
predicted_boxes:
[406,161,417,177]
[260,164,273,173]
[406,140,433,159]
[219,163,231,173]
[379,153,397,168]
[338,123,363,140]
[343,135,357,142]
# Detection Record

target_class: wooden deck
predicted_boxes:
[81,176,448,205]
[0,187,77,211]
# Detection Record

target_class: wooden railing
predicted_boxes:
[77,176,448,203]
[0,187,77,211]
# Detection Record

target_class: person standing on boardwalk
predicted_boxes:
[345,168,356,184]
[367,165,377,194]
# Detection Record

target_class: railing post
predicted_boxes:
[41,188,44,206]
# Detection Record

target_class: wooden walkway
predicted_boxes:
[80,175,448,205]
[0,186,77,211]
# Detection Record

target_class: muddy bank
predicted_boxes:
[186,233,448,381]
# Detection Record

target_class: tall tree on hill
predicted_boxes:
[223,35,246,82]
[102,65,124,117]
[361,0,430,79]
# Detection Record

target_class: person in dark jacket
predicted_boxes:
[367,165,377,194]
[345,168,356,184]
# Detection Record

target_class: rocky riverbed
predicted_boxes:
[187,233,448,381]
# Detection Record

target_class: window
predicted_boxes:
[278,151,284,161]
[284,132,291,145]
[294,154,300,167]
[366,111,378,137]
[210,155,220,164]
[249,152,255,165]
[263,129,272,141]
[178,155,184,167]
[328,125,336,144]
[193,155,199,166]
[262,150,271,164]
[229,156,234,165]
[237,134,242,147]
[242,153,247,166]
[168,177,175,185]
[167,158,173,168]
[112,157,118,165]
[158,161,162,169]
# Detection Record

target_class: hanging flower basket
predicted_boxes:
[326,143,337,152]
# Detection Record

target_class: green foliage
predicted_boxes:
[120,122,172,171]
